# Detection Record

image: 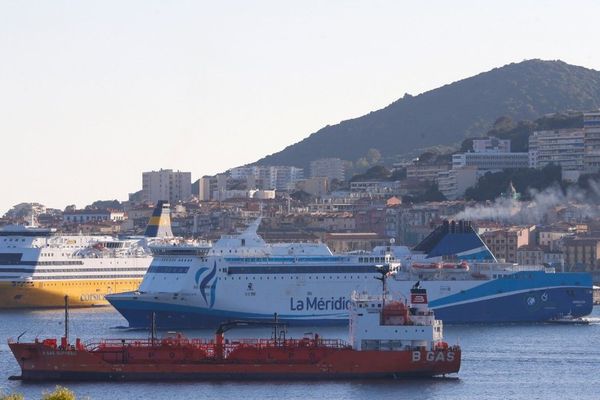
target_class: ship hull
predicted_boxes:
[9,342,460,381]
[108,271,594,328]
[15,370,453,381]
[0,279,142,309]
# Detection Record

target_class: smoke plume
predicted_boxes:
[454,182,600,224]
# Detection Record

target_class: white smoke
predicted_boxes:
[454,182,600,224]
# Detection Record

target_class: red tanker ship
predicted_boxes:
[8,283,460,381]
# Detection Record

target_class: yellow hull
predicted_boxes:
[0,279,142,309]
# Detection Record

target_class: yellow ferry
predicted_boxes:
[0,202,172,308]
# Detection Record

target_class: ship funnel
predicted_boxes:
[410,282,429,311]
[144,201,173,238]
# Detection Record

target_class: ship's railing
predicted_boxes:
[86,336,351,351]
[470,263,548,273]
[229,337,350,349]
[150,246,211,256]
[351,291,393,302]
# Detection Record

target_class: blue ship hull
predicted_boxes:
[109,271,594,329]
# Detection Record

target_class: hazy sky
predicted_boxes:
[2,0,600,213]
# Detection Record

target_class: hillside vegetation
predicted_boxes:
[254,60,600,169]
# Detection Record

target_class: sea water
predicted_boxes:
[1,307,599,400]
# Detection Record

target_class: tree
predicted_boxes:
[42,387,76,400]
[355,157,369,170]
[289,190,313,203]
[349,165,391,182]
[390,167,407,181]
[465,164,563,201]
[403,183,446,203]
[366,148,382,165]
[0,393,24,400]
[492,116,515,131]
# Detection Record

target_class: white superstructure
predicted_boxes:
[0,224,152,308]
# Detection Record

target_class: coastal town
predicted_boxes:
[4,111,600,286]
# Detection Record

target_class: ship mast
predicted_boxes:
[375,264,390,324]
[64,295,69,345]
[150,312,157,346]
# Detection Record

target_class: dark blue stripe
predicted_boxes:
[0,260,85,267]
[144,225,159,237]
[0,268,34,273]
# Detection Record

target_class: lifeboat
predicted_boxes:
[381,301,410,325]
[441,261,470,272]
[411,262,441,273]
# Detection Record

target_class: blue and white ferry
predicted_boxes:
[106,220,594,328]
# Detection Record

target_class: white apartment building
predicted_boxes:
[584,111,600,173]
[63,210,126,223]
[310,158,346,182]
[437,166,478,200]
[349,181,401,195]
[297,177,329,197]
[472,137,511,153]
[528,128,584,181]
[142,169,192,204]
[452,137,528,173]
[452,152,529,171]
[406,163,450,182]
[228,165,304,191]
[196,176,216,201]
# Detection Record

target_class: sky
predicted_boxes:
[1,0,600,214]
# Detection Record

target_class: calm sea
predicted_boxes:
[1,307,599,400]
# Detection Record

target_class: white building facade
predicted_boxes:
[437,166,478,200]
[584,111,600,173]
[228,165,304,191]
[472,137,511,153]
[310,158,346,181]
[452,152,529,171]
[142,169,192,204]
[528,128,584,181]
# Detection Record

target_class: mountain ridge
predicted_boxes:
[253,59,600,169]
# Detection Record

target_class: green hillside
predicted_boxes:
[254,59,600,169]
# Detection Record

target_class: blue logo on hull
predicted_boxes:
[194,262,218,308]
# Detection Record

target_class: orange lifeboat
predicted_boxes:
[442,261,470,272]
[411,262,441,272]
[382,301,410,325]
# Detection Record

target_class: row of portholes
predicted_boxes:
[219,275,372,281]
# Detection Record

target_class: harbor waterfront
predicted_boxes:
[1,307,599,399]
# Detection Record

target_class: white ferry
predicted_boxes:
[107,219,594,327]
